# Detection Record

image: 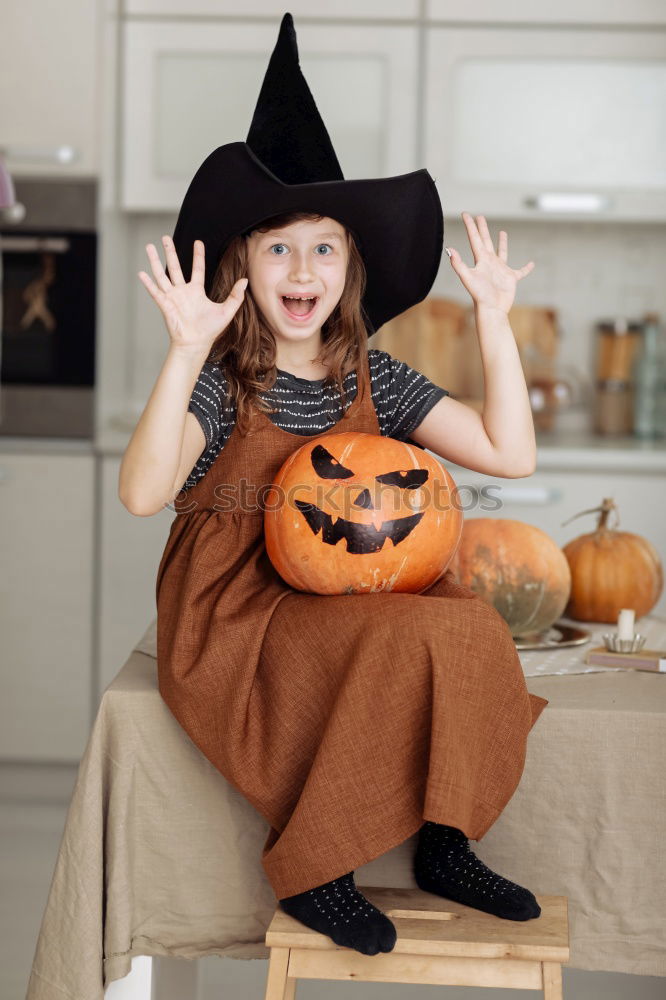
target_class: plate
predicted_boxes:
[513,621,591,651]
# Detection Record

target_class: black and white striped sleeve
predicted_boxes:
[187,361,229,448]
[368,349,449,441]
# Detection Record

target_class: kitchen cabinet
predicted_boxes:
[0,0,101,178]
[424,26,666,222]
[125,0,666,24]
[126,0,418,16]
[427,0,666,25]
[120,19,420,210]
[97,456,172,693]
[0,452,94,761]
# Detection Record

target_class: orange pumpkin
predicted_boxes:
[451,517,572,637]
[264,431,462,594]
[562,497,663,622]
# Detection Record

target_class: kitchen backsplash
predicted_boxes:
[430,216,666,381]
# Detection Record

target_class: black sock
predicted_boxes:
[414,821,541,921]
[279,871,397,955]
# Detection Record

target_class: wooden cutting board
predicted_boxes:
[369,298,560,417]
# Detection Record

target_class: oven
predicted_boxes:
[0,177,97,438]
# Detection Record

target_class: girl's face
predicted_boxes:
[245,217,349,350]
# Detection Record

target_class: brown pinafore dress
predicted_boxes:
[155,352,549,899]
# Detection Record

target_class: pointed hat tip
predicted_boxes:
[245,8,344,184]
[277,12,297,59]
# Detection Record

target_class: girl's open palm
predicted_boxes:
[447,213,535,314]
[138,236,247,353]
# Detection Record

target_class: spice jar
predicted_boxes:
[593,378,634,435]
[595,317,642,381]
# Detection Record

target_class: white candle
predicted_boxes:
[617,608,635,641]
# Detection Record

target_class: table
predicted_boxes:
[25,617,666,1000]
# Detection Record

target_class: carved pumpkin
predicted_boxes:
[561,497,663,622]
[450,517,572,637]
[264,431,462,595]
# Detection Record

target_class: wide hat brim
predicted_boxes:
[170,141,444,337]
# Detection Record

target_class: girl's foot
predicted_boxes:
[279,871,397,954]
[414,821,541,921]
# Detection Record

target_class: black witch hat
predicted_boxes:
[170,12,444,336]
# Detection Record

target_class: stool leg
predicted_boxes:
[264,947,296,1000]
[542,961,563,1000]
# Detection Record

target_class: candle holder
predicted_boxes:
[601,633,646,653]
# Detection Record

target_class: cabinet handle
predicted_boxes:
[523,193,611,213]
[0,235,70,253]
[492,485,562,505]
[0,144,79,164]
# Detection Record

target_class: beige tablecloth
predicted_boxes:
[25,618,666,1000]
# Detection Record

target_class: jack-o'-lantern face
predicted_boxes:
[293,443,430,554]
[264,432,462,595]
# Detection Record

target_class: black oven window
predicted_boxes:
[0,230,96,386]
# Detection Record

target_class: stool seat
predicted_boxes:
[264,886,569,1000]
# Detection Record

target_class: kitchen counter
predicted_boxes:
[533,427,666,472]
[0,436,94,454]
[2,423,666,473]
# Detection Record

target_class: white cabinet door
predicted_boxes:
[98,457,174,694]
[424,26,666,221]
[127,0,418,16]
[438,463,666,612]
[427,0,666,25]
[0,453,94,760]
[121,20,421,209]
[0,0,100,177]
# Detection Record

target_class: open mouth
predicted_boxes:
[280,295,319,321]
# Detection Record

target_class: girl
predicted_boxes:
[119,206,548,958]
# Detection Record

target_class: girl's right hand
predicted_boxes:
[138,236,248,354]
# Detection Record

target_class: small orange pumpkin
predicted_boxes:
[264,431,462,595]
[450,517,572,637]
[561,497,663,622]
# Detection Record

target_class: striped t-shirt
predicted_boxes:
[184,348,449,491]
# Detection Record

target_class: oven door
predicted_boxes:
[0,229,97,438]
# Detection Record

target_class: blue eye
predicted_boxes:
[268,243,333,255]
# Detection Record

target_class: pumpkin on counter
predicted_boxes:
[450,517,571,638]
[264,431,462,595]
[561,497,663,622]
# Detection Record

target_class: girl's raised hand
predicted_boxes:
[446,213,535,315]
[138,236,248,353]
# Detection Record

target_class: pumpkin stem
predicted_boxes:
[561,496,619,531]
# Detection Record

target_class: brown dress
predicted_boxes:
[156,352,549,900]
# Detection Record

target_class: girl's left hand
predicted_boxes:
[446,213,535,315]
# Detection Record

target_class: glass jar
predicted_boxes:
[595,317,642,381]
[632,312,666,439]
[593,378,634,435]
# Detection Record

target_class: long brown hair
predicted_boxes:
[205,210,372,436]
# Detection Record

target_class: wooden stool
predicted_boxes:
[264,886,569,1000]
